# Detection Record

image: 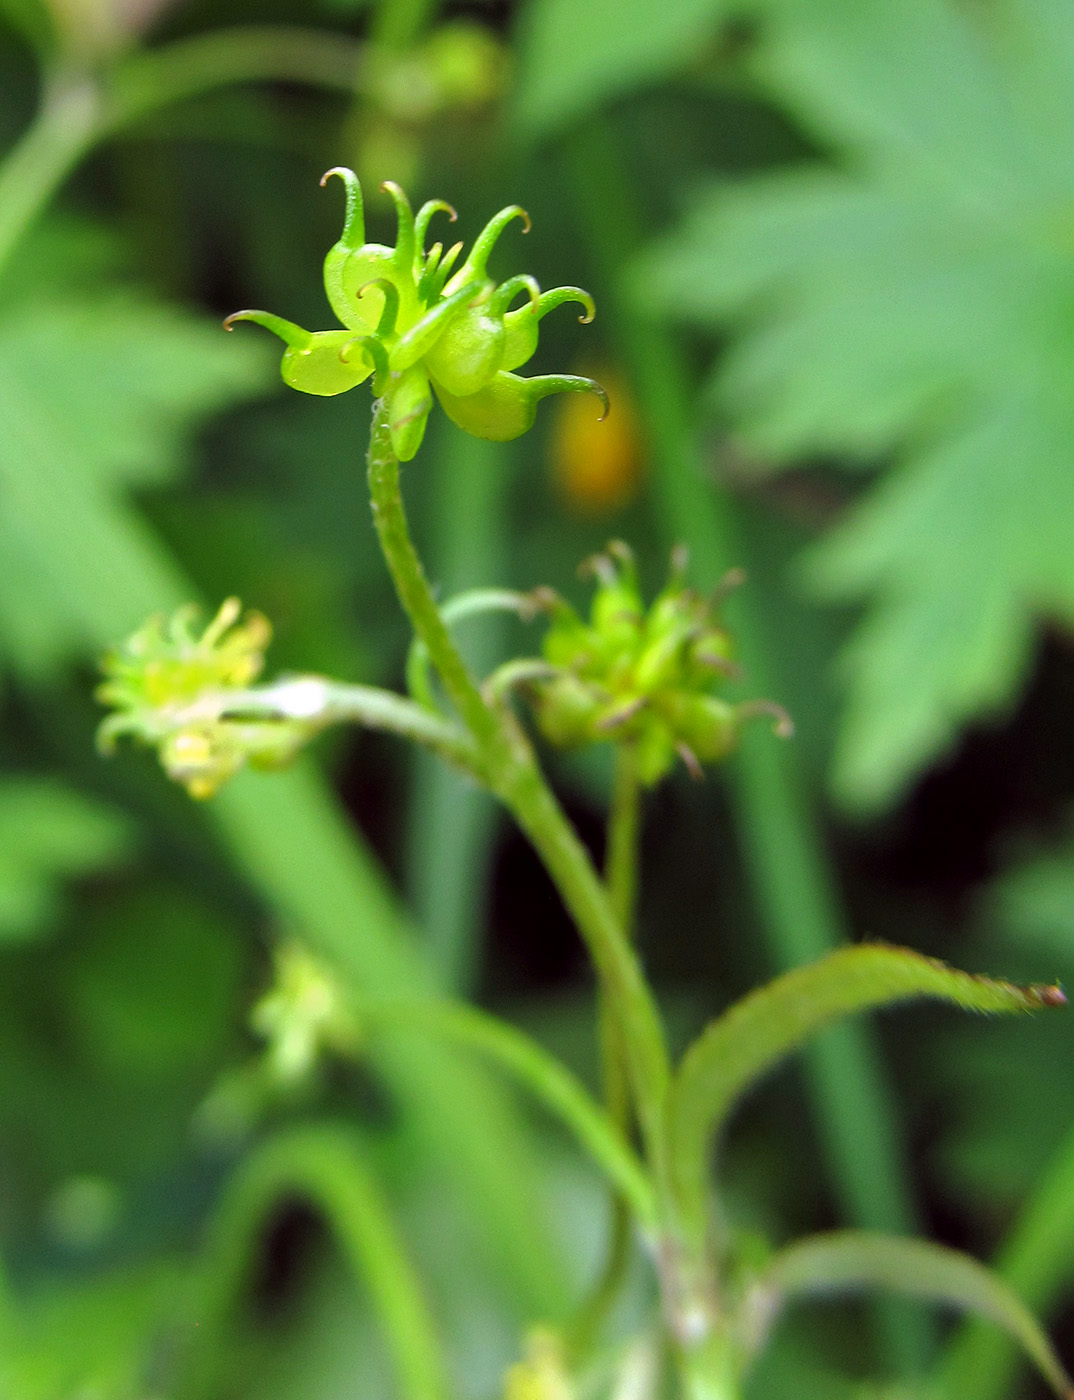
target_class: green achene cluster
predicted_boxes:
[530,543,792,785]
[226,167,607,461]
[96,599,310,799]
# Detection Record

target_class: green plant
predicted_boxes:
[96,167,1074,1400]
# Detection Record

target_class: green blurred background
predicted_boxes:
[4,0,1074,1394]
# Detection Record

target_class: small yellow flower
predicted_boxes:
[97,599,311,798]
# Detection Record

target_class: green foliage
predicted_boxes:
[760,1232,1073,1400]
[4,2,1074,1396]
[0,778,129,940]
[2,1263,187,1400]
[515,0,726,138]
[0,283,270,675]
[670,944,1064,1239]
[647,0,1074,811]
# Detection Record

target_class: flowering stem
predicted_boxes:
[364,398,673,1184]
[198,675,479,774]
[570,744,644,1351]
[607,743,641,936]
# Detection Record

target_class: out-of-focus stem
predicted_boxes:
[0,27,364,285]
[0,74,100,279]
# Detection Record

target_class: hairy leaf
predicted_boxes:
[0,779,130,941]
[646,0,1074,809]
[755,1231,1073,1399]
[669,944,1063,1235]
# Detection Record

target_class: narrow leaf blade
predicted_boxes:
[757,1231,1073,1400]
[669,945,1063,1234]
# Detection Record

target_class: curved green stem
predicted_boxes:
[180,1123,450,1400]
[202,675,479,774]
[104,27,362,129]
[606,743,641,937]
[562,116,934,1376]
[0,27,365,286]
[364,397,672,1185]
[570,744,644,1354]
[0,73,101,279]
[361,997,658,1230]
[760,1231,1073,1400]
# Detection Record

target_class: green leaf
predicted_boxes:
[0,779,130,941]
[513,0,727,139]
[668,944,1063,1236]
[0,292,270,677]
[646,0,1074,809]
[0,0,54,53]
[757,1231,1073,1400]
[2,1262,187,1400]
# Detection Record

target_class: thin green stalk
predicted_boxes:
[104,26,363,127]
[405,429,509,992]
[0,22,569,1322]
[607,743,642,936]
[179,1123,450,1400]
[561,117,931,1375]
[361,997,658,1230]
[570,744,644,1355]
[0,27,364,287]
[199,675,479,774]
[364,398,672,1179]
[0,73,101,278]
[937,1121,1074,1400]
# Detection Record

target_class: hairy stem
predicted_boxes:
[364,398,672,1181]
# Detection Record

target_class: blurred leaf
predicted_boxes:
[0,0,53,53]
[646,0,1074,810]
[761,1231,1073,1399]
[990,819,1074,961]
[514,0,726,139]
[0,291,269,677]
[0,778,130,941]
[66,883,245,1081]
[4,1262,186,1400]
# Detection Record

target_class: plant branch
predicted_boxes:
[180,1123,450,1400]
[104,26,363,131]
[360,997,658,1230]
[364,398,672,1185]
[193,674,480,774]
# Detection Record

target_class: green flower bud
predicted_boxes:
[532,672,605,749]
[225,168,606,455]
[528,545,792,784]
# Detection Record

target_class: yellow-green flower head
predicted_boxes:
[96,599,311,799]
[530,543,793,786]
[251,941,360,1084]
[224,167,607,461]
